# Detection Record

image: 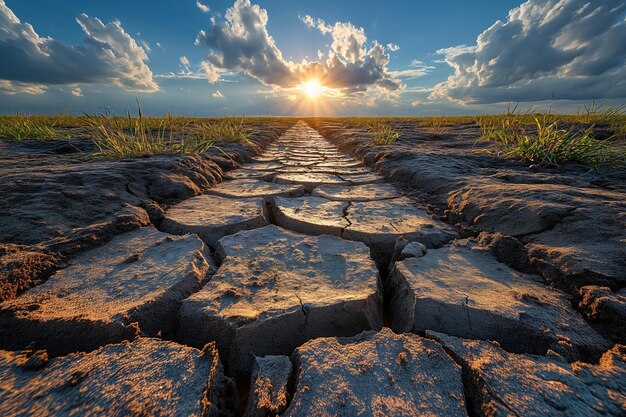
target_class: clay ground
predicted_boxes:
[0,119,624,416]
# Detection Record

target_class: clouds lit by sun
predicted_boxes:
[0,0,625,115]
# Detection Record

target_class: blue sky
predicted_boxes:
[0,0,625,115]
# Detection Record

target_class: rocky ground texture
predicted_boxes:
[0,120,624,416]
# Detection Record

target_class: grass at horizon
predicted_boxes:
[0,113,297,141]
[1,103,624,166]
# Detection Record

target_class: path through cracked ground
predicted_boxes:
[1,121,624,416]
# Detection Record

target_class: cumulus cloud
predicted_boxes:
[195,0,401,93]
[0,1,157,94]
[196,1,210,13]
[196,1,211,13]
[70,87,83,97]
[431,0,626,103]
[386,43,400,52]
[212,90,223,97]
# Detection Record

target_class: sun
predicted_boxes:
[301,80,324,98]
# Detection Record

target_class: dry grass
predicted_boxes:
[188,118,251,144]
[479,109,625,168]
[0,113,72,140]
[367,122,399,145]
[420,116,453,136]
[83,100,216,159]
[4,102,625,167]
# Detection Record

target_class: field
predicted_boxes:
[2,103,625,168]
[1,107,625,416]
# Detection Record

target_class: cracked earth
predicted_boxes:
[0,121,624,416]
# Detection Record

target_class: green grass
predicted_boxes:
[83,100,216,159]
[367,122,399,145]
[575,101,626,140]
[480,111,625,168]
[4,102,625,166]
[420,116,453,136]
[575,101,624,125]
[189,118,251,144]
[0,113,72,140]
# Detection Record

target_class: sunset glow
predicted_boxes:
[301,80,324,98]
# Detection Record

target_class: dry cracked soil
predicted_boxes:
[0,120,624,416]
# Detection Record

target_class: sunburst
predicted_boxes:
[301,80,324,98]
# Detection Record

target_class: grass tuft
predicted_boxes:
[368,122,399,145]
[83,99,215,159]
[420,116,452,137]
[481,110,625,168]
[576,101,626,140]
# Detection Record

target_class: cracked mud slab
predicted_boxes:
[273,196,349,236]
[313,160,363,168]
[240,162,283,171]
[160,195,268,246]
[222,168,275,181]
[244,355,292,417]
[207,179,304,199]
[0,338,231,417]
[276,159,323,168]
[344,198,458,265]
[0,227,213,356]
[276,165,372,176]
[274,195,457,265]
[313,183,401,201]
[428,331,626,417]
[284,328,467,416]
[314,121,626,292]
[177,225,382,374]
[388,241,610,361]
[308,165,373,175]
[274,172,348,192]
[279,155,326,162]
[338,172,385,185]
[576,286,626,344]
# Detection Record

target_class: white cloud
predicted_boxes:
[0,80,47,95]
[409,59,424,67]
[435,45,475,58]
[195,0,401,93]
[212,90,223,97]
[141,40,151,53]
[70,87,83,97]
[156,59,225,83]
[390,68,433,79]
[156,42,164,50]
[0,1,158,94]
[180,56,191,67]
[200,60,220,83]
[300,14,315,27]
[387,43,400,51]
[196,1,210,13]
[432,0,626,103]
[403,86,434,93]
